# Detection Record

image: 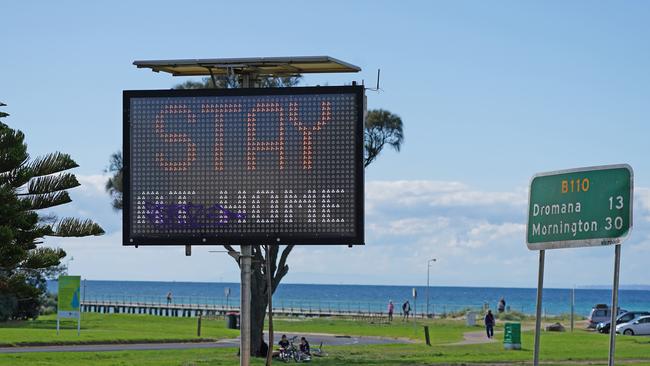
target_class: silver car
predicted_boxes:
[616,315,650,336]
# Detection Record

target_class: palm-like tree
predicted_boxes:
[1,103,104,320]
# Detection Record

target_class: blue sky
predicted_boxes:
[2,1,650,288]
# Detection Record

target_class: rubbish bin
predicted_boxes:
[503,322,521,350]
[226,312,240,329]
[466,312,476,327]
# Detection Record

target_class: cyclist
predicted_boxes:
[278,334,289,353]
[299,337,311,355]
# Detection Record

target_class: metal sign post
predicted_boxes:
[240,245,252,366]
[608,244,622,366]
[570,286,575,332]
[527,165,633,366]
[533,250,545,366]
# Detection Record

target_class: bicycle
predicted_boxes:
[311,341,327,357]
[278,336,311,363]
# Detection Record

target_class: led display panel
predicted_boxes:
[123,86,364,245]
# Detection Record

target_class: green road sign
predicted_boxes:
[57,275,81,316]
[527,165,633,250]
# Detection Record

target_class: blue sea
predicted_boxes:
[47,280,650,317]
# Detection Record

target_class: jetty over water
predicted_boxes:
[80,299,436,319]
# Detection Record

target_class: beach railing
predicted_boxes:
[81,293,487,318]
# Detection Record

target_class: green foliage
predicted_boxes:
[39,293,57,315]
[0,106,104,321]
[364,109,404,167]
[173,75,302,90]
[104,151,122,210]
[27,173,80,195]
[52,218,104,237]
[496,310,526,321]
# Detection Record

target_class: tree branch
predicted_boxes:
[272,245,294,292]
[222,245,240,267]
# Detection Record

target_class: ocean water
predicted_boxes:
[47,280,650,316]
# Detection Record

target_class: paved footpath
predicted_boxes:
[450,329,499,345]
[0,333,411,354]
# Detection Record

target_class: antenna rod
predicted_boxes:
[376,69,381,90]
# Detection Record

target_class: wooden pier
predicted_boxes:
[80,299,396,319]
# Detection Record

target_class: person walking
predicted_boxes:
[387,300,394,322]
[402,300,411,321]
[484,309,495,339]
[166,290,173,305]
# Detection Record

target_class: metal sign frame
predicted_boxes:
[123,85,365,246]
[526,164,633,250]
[527,164,634,366]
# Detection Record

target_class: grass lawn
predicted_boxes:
[2,333,650,366]
[271,317,468,343]
[0,313,239,346]
[1,314,650,365]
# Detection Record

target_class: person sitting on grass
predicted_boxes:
[299,337,310,355]
[271,334,290,358]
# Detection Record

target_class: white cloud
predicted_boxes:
[39,179,650,288]
[76,174,109,197]
[368,217,450,236]
[467,222,525,242]
[366,180,527,209]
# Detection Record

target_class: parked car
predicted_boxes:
[587,304,627,328]
[597,311,650,333]
[616,315,650,336]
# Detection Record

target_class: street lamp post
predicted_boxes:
[426,258,437,318]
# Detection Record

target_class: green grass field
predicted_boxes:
[0,313,238,346]
[1,313,650,365]
[272,317,467,343]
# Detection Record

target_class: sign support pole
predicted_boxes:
[239,74,255,366]
[570,286,575,332]
[608,244,621,366]
[533,249,545,366]
[265,244,274,366]
[240,244,252,366]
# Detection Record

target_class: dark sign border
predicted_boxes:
[123,86,365,246]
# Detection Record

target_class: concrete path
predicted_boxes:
[0,333,410,354]
[448,329,499,345]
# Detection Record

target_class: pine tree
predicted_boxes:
[0,103,104,320]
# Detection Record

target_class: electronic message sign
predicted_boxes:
[527,164,633,250]
[123,86,364,246]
